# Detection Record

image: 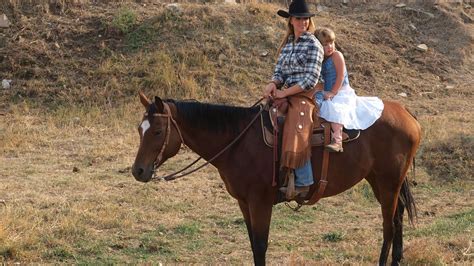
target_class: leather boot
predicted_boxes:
[325,141,343,152]
[325,123,343,152]
[279,186,310,199]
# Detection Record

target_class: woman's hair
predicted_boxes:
[314,27,335,45]
[277,17,316,56]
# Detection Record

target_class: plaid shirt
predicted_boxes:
[272,32,324,90]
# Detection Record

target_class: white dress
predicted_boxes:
[317,57,384,130]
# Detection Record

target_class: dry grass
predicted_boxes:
[1,1,473,264]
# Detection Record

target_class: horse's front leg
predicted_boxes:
[238,189,274,266]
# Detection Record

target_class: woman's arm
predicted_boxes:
[296,38,324,92]
[264,48,286,98]
[272,84,303,98]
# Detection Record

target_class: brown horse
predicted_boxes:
[132,92,421,266]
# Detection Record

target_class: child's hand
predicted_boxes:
[324,91,336,100]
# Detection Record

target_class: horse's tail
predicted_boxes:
[399,178,417,226]
[405,106,417,120]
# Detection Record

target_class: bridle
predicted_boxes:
[143,103,185,180]
[146,99,267,182]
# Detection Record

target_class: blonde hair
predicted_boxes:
[277,17,316,56]
[315,27,336,45]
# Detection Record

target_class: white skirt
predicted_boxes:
[319,84,384,130]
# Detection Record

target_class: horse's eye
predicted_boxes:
[155,130,162,136]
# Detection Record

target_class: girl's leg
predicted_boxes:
[332,123,343,144]
[326,123,343,152]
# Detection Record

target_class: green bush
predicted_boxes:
[112,8,137,34]
[322,232,344,242]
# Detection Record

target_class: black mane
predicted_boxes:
[169,100,260,133]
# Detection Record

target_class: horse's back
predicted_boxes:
[377,100,421,147]
[361,100,422,178]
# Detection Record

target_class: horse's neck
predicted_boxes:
[179,123,234,163]
[170,101,258,164]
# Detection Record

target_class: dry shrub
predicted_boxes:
[404,238,454,265]
[421,136,473,181]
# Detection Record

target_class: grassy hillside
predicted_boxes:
[1,1,473,264]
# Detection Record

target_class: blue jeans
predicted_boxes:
[294,160,314,187]
[314,91,324,108]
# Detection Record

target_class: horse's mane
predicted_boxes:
[167,100,260,133]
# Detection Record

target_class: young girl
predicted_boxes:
[314,28,384,152]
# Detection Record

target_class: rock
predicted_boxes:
[165,3,183,15]
[342,0,349,5]
[0,14,10,28]
[54,42,60,49]
[317,4,329,12]
[260,50,269,57]
[405,7,435,19]
[243,30,250,35]
[218,53,227,66]
[416,44,428,52]
[398,92,408,97]
[218,53,226,61]
[2,79,11,89]
[248,7,261,15]
[395,3,406,8]
[445,85,455,89]
[409,23,417,30]
[460,11,473,23]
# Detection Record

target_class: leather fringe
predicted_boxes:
[281,147,312,169]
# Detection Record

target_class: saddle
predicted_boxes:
[261,107,360,148]
[261,101,361,206]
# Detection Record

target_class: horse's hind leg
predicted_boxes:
[392,198,405,265]
[366,176,402,266]
[379,185,401,265]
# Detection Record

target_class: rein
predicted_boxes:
[151,98,267,182]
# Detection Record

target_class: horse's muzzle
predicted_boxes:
[131,163,153,182]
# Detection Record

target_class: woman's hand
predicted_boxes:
[272,89,287,99]
[324,91,336,100]
[263,82,277,98]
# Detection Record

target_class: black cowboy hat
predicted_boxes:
[277,0,315,18]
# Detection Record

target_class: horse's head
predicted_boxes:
[132,92,183,182]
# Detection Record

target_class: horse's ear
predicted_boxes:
[155,96,164,113]
[139,91,151,108]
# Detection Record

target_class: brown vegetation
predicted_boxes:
[0,0,473,264]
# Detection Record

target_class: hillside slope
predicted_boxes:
[1,1,472,105]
